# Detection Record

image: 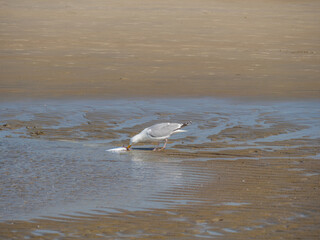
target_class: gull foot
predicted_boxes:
[153,147,165,151]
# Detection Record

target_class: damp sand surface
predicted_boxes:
[0,98,319,239]
[1,0,320,100]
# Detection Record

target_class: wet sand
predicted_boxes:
[0,0,320,100]
[0,99,319,239]
[1,0,320,239]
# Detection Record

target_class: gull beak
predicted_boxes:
[126,145,131,151]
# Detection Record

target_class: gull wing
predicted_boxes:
[147,123,183,138]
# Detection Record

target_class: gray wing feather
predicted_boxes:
[147,123,182,138]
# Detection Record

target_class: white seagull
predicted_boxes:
[126,121,192,151]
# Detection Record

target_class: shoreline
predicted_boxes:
[1,91,320,103]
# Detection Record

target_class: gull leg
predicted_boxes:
[153,142,160,151]
[153,139,167,151]
[160,139,168,150]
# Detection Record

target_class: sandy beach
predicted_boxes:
[0,0,319,100]
[0,0,320,239]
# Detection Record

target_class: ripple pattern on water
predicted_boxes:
[0,98,319,222]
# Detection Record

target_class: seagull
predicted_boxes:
[126,121,192,151]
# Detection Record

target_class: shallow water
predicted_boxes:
[0,98,319,238]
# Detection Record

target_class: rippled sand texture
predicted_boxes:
[0,99,319,239]
[1,0,320,100]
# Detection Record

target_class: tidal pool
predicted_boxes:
[0,98,319,239]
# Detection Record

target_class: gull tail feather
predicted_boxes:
[174,129,187,133]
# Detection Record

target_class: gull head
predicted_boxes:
[130,133,143,145]
[126,132,144,150]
